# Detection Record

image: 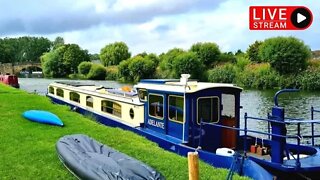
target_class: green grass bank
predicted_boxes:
[0,84,248,179]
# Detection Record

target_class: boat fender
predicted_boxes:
[216,148,235,157]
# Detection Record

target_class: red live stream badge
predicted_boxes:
[249,6,313,30]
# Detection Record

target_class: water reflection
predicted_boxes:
[241,89,320,144]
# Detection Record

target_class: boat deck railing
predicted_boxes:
[207,109,320,168]
[311,106,320,146]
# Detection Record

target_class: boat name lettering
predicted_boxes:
[147,119,164,129]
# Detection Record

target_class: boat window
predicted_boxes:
[168,95,184,123]
[49,86,54,94]
[197,97,219,124]
[56,88,64,98]
[138,89,148,101]
[149,94,164,120]
[222,94,235,118]
[101,100,121,118]
[86,96,93,108]
[70,92,80,103]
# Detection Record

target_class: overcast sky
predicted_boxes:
[0,0,319,55]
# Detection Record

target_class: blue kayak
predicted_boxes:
[23,110,63,126]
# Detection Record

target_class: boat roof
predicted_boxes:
[50,82,143,105]
[55,81,95,87]
[135,79,242,93]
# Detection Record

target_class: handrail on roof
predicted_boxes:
[274,89,299,107]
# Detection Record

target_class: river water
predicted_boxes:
[19,78,320,144]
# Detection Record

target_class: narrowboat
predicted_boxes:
[46,75,320,179]
[0,74,20,88]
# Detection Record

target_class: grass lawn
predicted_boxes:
[0,84,248,179]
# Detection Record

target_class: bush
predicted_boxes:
[190,42,221,66]
[207,64,236,83]
[308,59,320,70]
[87,64,106,80]
[105,66,119,80]
[118,60,130,82]
[235,63,280,89]
[118,56,156,82]
[259,36,311,75]
[159,48,185,78]
[172,52,203,79]
[78,61,92,75]
[246,41,263,62]
[235,56,250,71]
[128,56,156,82]
[279,75,299,89]
[219,52,236,63]
[297,69,320,90]
[68,74,86,79]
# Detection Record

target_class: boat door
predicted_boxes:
[190,93,222,152]
[166,95,185,139]
[220,94,237,149]
[146,93,166,134]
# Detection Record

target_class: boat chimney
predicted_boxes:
[180,74,191,85]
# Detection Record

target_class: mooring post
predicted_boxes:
[188,151,199,180]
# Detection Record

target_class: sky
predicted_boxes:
[0,0,319,55]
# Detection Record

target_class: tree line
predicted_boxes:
[0,36,51,63]
[2,35,319,90]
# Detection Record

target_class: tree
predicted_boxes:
[145,53,160,66]
[159,48,185,78]
[118,60,131,81]
[40,45,67,77]
[89,53,100,61]
[41,51,66,78]
[172,52,202,79]
[23,37,52,62]
[63,44,90,74]
[235,49,244,56]
[128,56,156,82]
[100,42,131,66]
[0,36,51,63]
[246,41,263,62]
[190,42,221,66]
[0,39,14,63]
[259,37,311,74]
[53,36,64,50]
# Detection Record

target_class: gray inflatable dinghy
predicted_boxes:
[56,134,165,180]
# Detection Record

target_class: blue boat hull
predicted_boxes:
[23,110,64,126]
[49,96,273,180]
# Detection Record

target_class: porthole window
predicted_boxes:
[129,108,134,119]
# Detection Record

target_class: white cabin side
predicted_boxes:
[47,83,145,127]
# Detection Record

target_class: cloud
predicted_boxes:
[1,0,319,55]
[0,0,224,35]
